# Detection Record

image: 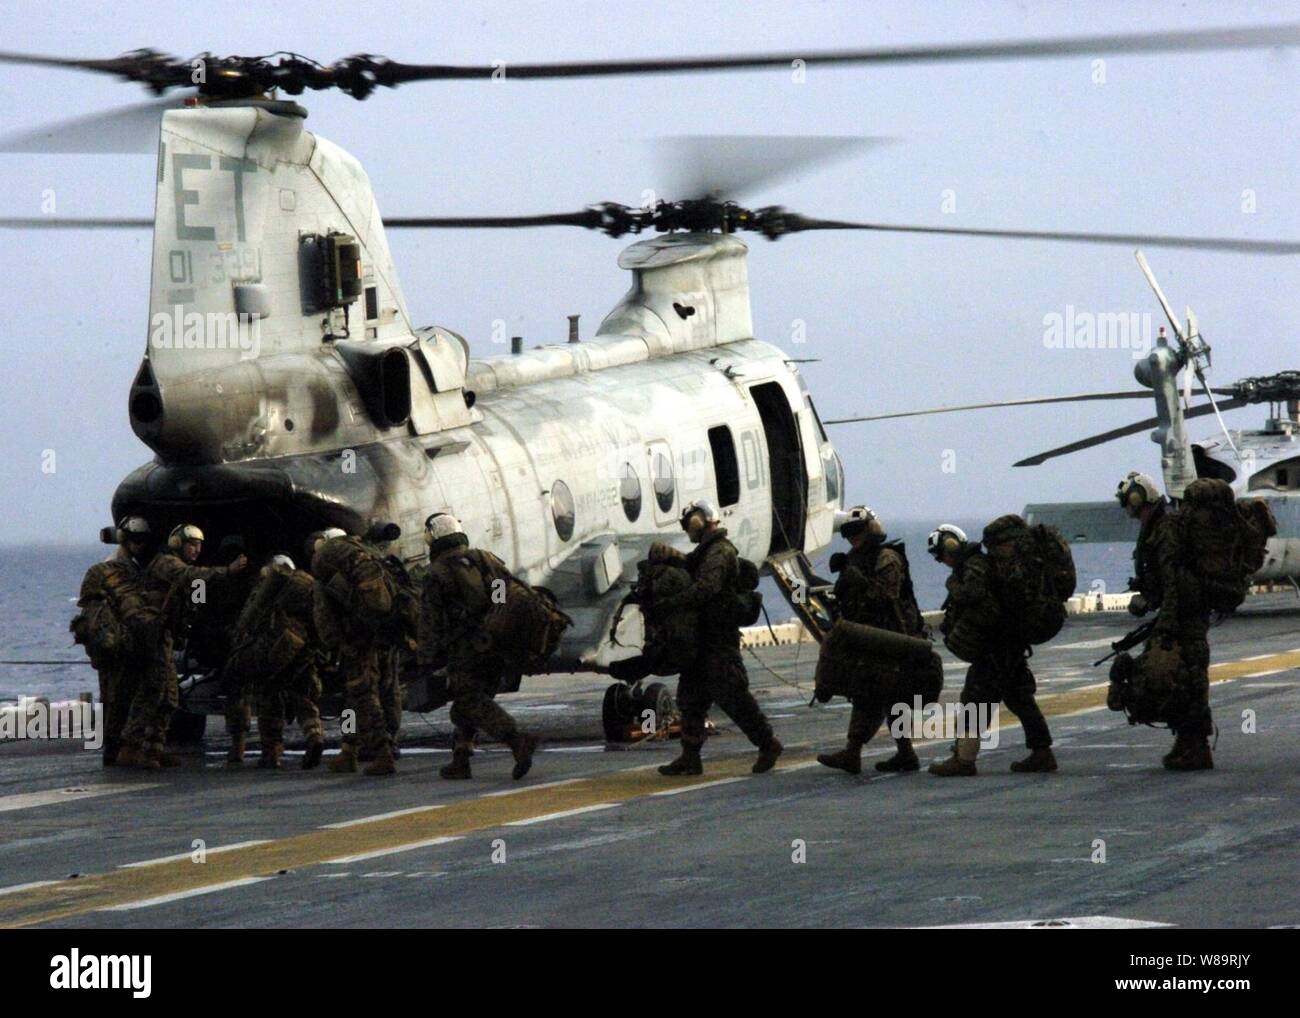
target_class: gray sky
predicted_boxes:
[2,0,1298,543]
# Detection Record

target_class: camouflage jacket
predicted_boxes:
[419,546,514,670]
[940,544,1004,644]
[73,549,156,662]
[233,565,316,648]
[144,549,239,640]
[1131,500,1176,611]
[657,528,741,646]
[1145,506,1209,635]
[835,543,912,633]
[311,535,391,649]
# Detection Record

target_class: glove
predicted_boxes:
[649,542,675,563]
[828,552,846,574]
[1128,594,1149,617]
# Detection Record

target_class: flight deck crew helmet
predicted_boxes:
[1116,471,1162,512]
[927,524,968,561]
[167,523,204,551]
[424,512,469,553]
[269,554,295,570]
[115,516,151,545]
[840,505,884,541]
[306,528,347,561]
[679,499,720,529]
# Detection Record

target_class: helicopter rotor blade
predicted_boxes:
[775,213,1300,255]
[1014,396,1249,466]
[0,95,185,154]
[651,135,890,202]
[1134,249,1186,342]
[2,24,1298,99]
[823,390,1158,426]
[0,217,152,229]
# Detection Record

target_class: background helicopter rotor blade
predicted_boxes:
[1014,396,1249,466]
[772,213,1300,254]
[824,390,1161,426]
[0,95,187,154]
[1135,249,1185,341]
[650,135,891,202]
[0,217,152,229]
[2,24,1298,98]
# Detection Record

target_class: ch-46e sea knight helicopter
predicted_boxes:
[830,251,1300,587]
[3,28,1299,729]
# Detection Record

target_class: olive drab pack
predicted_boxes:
[313,537,414,648]
[480,572,573,670]
[1108,644,1178,727]
[981,514,1076,645]
[882,539,926,636]
[610,558,698,676]
[814,618,943,705]
[70,562,156,662]
[732,555,763,627]
[1179,478,1279,613]
[70,598,124,661]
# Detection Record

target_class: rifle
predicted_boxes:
[1094,619,1157,668]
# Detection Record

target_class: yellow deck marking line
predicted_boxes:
[324,836,463,865]
[321,805,445,829]
[3,645,1297,927]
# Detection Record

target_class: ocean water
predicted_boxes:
[0,525,1133,702]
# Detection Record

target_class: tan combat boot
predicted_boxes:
[439,745,473,780]
[328,743,358,773]
[875,739,920,773]
[817,739,863,775]
[928,737,980,777]
[258,742,283,770]
[658,740,703,776]
[510,732,539,780]
[226,733,245,767]
[301,735,324,770]
[363,745,397,776]
[1011,748,1058,773]
[752,736,784,774]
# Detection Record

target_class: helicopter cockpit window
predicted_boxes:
[551,480,575,542]
[652,451,675,512]
[620,463,642,522]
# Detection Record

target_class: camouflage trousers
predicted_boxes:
[380,648,404,744]
[1153,613,1213,740]
[94,657,140,758]
[846,697,909,748]
[120,647,178,756]
[337,645,391,755]
[447,658,518,745]
[960,645,1053,750]
[256,656,324,747]
[676,645,773,749]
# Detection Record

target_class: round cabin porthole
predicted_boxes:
[652,451,675,513]
[620,463,642,522]
[551,480,575,542]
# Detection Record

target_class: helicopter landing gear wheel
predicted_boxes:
[602,683,636,743]
[636,682,677,736]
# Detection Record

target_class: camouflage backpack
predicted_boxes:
[732,555,763,627]
[981,514,1076,645]
[479,571,573,670]
[611,558,698,675]
[1179,478,1278,614]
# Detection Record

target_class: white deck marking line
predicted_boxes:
[505,803,619,826]
[324,836,463,865]
[118,840,270,869]
[320,804,445,829]
[99,876,273,911]
[651,777,748,797]
[0,783,160,814]
[0,880,64,897]
[480,778,587,798]
[1243,668,1291,678]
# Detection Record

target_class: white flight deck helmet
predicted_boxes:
[309,527,347,558]
[927,524,968,561]
[167,523,204,551]
[1116,471,1163,515]
[679,498,721,529]
[840,505,884,541]
[424,512,468,553]
[269,554,295,570]
[115,516,151,545]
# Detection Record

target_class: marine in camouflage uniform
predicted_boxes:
[817,507,925,775]
[1116,471,1213,770]
[72,518,156,765]
[118,524,248,770]
[224,556,325,770]
[652,500,783,777]
[311,529,400,776]
[419,512,538,781]
[927,524,1056,777]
